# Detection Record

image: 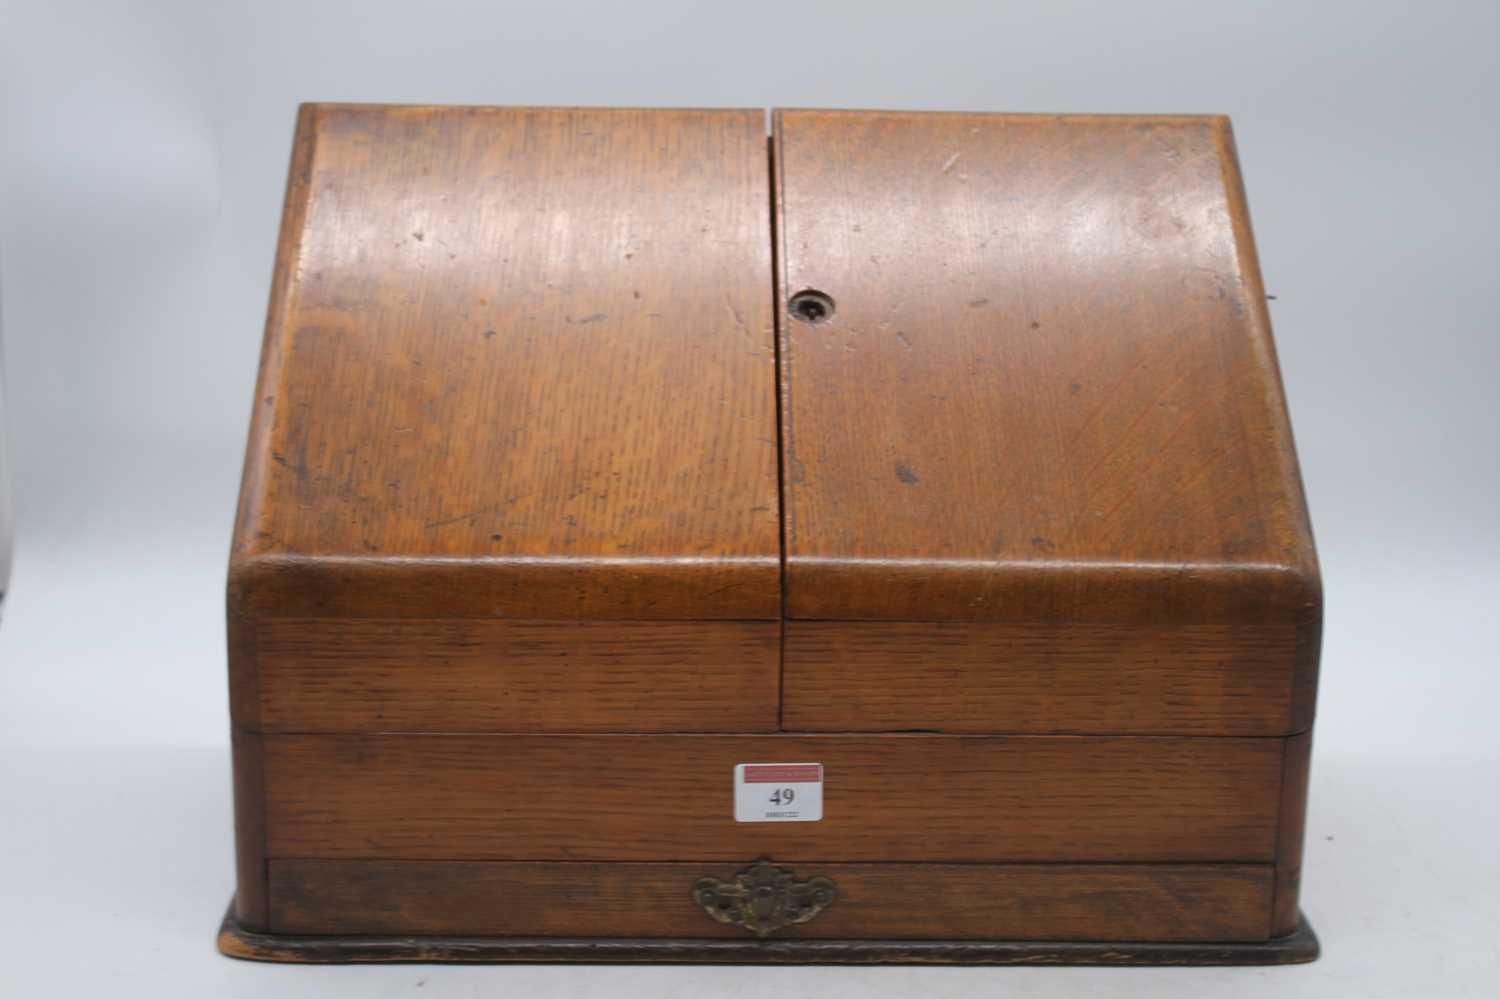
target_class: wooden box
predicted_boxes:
[220,105,1321,964]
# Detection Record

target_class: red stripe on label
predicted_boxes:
[743,764,822,783]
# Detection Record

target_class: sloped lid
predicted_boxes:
[232,105,780,620]
[774,110,1319,624]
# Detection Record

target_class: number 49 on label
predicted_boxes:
[733,763,824,823]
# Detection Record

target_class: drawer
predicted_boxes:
[262,734,1283,862]
[783,620,1304,736]
[268,860,1274,942]
[249,618,780,733]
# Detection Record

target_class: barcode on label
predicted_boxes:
[734,762,824,823]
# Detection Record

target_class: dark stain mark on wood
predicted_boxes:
[895,463,920,485]
[269,451,311,487]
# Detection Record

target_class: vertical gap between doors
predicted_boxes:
[767,111,788,732]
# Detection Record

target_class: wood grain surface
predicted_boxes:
[772,109,1322,739]
[221,903,1321,964]
[225,106,1323,949]
[230,730,266,930]
[268,860,1274,942]
[231,104,780,620]
[263,734,1283,862]
[782,619,1299,735]
[255,618,779,732]
[774,109,1320,623]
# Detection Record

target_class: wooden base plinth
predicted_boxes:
[217,900,1319,966]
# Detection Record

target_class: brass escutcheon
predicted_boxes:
[692,861,837,937]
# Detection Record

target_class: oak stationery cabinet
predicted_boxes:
[220,105,1320,964]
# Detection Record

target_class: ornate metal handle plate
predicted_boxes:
[692,861,837,937]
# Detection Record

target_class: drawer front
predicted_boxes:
[263,734,1282,862]
[268,860,1274,942]
[252,618,780,733]
[784,620,1301,736]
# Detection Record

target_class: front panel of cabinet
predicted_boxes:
[225,106,1320,961]
[262,734,1283,862]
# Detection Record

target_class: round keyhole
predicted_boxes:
[788,289,835,324]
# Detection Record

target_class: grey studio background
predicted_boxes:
[1,1,1497,996]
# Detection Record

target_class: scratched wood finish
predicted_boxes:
[783,620,1298,735]
[231,104,780,620]
[773,110,1321,743]
[268,860,1273,942]
[263,734,1283,862]
[775,109,1320,620]
[255,618,779,732]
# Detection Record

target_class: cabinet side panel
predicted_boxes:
[1272,729,1313,935]
[1213,119,1323,733]
[229,608,267,926]
[1290,601,1323,732]
[230,103,320,576]
[231,730,267,930]
[226,105,320,932]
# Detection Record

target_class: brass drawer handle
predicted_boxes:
[692,861,837,937]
